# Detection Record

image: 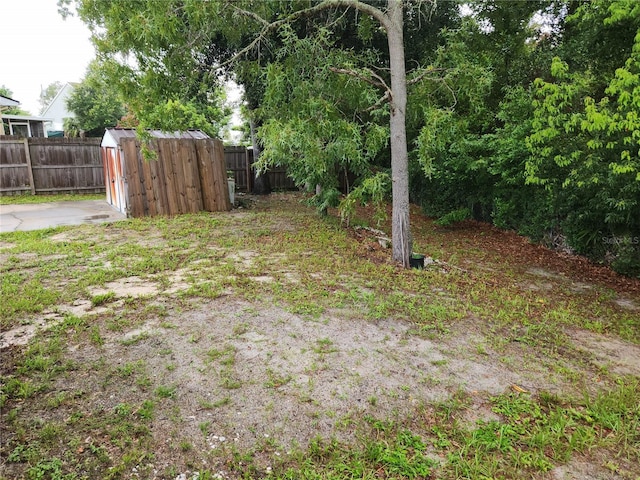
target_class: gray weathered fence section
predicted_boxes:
[225,146,252,192]
[0,136,104,195]
[225,147,297,192]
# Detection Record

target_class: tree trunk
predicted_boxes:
[386,0,411,267]
[249,115,271,195]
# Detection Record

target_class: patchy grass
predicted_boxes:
[1,192,639,479]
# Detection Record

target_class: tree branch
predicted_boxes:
[217,0,390,70]
[328,66,391,94]
[364,90,392,112]
[365,67,392,93]
[407,66,447,86]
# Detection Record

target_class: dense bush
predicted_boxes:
[408,0,640,277]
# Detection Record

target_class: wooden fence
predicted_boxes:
[0,135,296,197]
[0,136,104,195]
[115,137,230,217]
[225,147,297,192]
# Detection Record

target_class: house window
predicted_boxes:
[29,121,44,137]
[10,122,30,137]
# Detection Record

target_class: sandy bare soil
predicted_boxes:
[1,195,639,479]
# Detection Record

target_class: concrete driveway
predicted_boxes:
[0,200,127,233]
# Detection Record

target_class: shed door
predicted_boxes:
[104,147,128,215]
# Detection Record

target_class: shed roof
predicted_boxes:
[104,128,210,146]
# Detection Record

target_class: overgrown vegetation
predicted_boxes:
[57,0,639,275]
[1,193,638,479]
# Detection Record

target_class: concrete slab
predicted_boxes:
[0,200,127,233]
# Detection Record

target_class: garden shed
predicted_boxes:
[101,128,231,218]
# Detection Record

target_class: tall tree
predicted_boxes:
[233,0,434,267]
[66,60,126,136]
[59,0,232,138]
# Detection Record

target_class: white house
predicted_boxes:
[1,94,52,137]
[40,82,78,134]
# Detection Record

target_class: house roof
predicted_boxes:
[0,94,21,107]
[104,128,210,145]
[1,114,53,121]
[40,82,77,117]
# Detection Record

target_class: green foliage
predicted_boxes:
[405,0,640,276]
[258,26,389,214]
[64,0,232,136]
[62,117,81,138]
[409,22,498,223]
[66,60,126,136]
[339,172,391,227]
[525,2,640,274]
[435,208,471,227]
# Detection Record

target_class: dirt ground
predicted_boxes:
[6,296,639,478]
[1,194,639,479]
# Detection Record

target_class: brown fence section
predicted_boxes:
[0,136,104,195]
[224,147,297,192]
[118,137,230,217]
[225,146,252,191]
[0,135,297,198]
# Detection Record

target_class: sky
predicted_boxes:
[0,0,95,116]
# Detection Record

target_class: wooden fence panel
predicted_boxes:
[139,145,159,217]
[180,139,204,213]
[224,146,250,191]
[268,167,297,191]
[196,139,217,211]
[0,138,31,194]
[195,139,229,212]
[0,136,105,195]
[158,139,180,216]
[29,138,103,194]
[223,146,297,193]
[119,137,230,217]
[120,138,145,218]
[169,140,188,214]
[148,147,168,217]
[212,139,231,211]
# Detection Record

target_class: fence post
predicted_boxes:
[245,148,252,193]
[23,138,36,195]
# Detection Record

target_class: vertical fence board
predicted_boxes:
[0,137,32,194]
[156,139,179,216]
[213,139,231,211]
[195,139,217,211]
[22,138,36,194]
[139,149,158,217]
[169,139,187,214]
[149,149,168,217]
[180,140,203,213]
[121,138,145,217]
